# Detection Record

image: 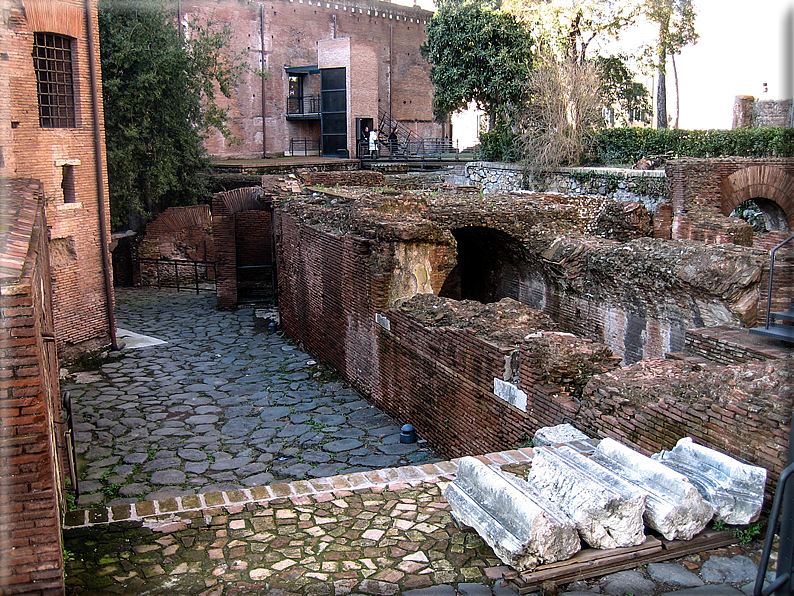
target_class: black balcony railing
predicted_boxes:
[287,94,321,116]
[289,138,321,156]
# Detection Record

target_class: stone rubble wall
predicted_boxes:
[463,163,667,215]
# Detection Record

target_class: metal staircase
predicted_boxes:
[750,233,794,344]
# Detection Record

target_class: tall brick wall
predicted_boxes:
[179,0,440,158]
[2,0,113,357]
[0,181,67,596]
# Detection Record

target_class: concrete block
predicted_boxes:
[529,446,647,549]
[591,438,714,540]
[444,456,580,571]
[533,424,589,447]
[651,437,767,525]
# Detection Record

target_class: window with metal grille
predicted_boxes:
[33,33,76,128]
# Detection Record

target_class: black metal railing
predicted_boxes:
[289,138,321,156]
[287,95,321,115]
[357,137,473,160]
[137,258,216,294]
[763,233,794,329]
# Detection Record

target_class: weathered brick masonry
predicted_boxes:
[2,0,114,358]
[274,184,790,478]
[0,180,66,596]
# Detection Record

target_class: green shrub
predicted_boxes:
[588,127,794,165]
[478,124,519,162]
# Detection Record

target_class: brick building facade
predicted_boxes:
[178,0,443,159]
[1,0,116,359]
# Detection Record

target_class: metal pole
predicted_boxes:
[260,4,267,158]
[194,261,199,294]
[175,261,180,292]
[85,0,118,350]
[775,421,794,596]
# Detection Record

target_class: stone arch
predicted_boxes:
[720,165,794,231]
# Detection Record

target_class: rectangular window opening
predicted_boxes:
[33,33,76,128]
[61,165,75,203]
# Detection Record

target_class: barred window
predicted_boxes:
[33,33,76,128]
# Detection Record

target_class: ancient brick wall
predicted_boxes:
[2,0,113,357]
[137,205,214,263]
[179,0,439,159]
[579,357,792,485]
[276,207,791,480]
[0,180,66,596]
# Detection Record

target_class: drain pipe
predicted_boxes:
[85,0,118,350]
[260,3,267,158]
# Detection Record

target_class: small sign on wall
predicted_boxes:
[494,378,527,412]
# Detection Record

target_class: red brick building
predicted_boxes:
[179,0,444,159]
[1,0,116,359]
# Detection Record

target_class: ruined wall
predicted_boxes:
[579,357,793,484]
[137,205,214,263]
[733,95,793,128]
[3,0,113,357]
[464,163,668,214]
[0,180,66,596]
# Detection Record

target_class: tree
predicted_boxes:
[421,4,533,128]
[503,0,640,64]
[642,0,698,128]
[516,54,604,170]
[98,0,243,230]
[596,54,651,126]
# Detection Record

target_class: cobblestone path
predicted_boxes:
[65,289,439,508]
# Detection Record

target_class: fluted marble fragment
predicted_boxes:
[529,445,647,549]
[445,456,581,571]
[592,437,714,540]
[652,437,767,525]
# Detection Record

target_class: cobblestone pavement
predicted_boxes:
[63,289,771,596]
[63,450,769,596]
[65,289,440,509]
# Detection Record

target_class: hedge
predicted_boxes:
[588,127,794,165]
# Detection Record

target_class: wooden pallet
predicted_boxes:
[502,530,737,594]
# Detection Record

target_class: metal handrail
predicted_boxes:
[137,257,216,294]
[286,95,321,115]
[764,233,794,329]
[754,461,794,596]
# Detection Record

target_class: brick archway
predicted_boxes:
[720,165,794,230]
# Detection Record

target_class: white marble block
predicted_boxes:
[591,437,714,540]
[444,456,581,571]
[529,445,647,549]
[651,437,767,525]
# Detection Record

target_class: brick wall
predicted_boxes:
[578,357,792,485]
[275,209,791,481]
[2,0,113,358]
[180,0,440,158]
[212,188,274,310]
[0,180,67,596]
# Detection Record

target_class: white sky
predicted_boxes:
[394,0,794,131]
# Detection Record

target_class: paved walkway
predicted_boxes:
[62,289,773,595]
[65,289,439,509]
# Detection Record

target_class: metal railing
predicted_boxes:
[286,95,321,115]
[358,137,473,160]
[137,257,216,294]
[763,233,794,328]
[754,422,794,596]
[289,138,321,156]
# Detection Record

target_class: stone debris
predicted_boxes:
[591,438,714,540]
[651,438,767,525]
[444,456,580,571]
[529,446,647,549]
[533,424,589,447]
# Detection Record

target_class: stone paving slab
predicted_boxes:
[65,289,441,509]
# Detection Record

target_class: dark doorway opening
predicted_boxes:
[731,198,790,233]
[439,227,526,304]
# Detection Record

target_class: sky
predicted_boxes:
[396,0,794,132]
